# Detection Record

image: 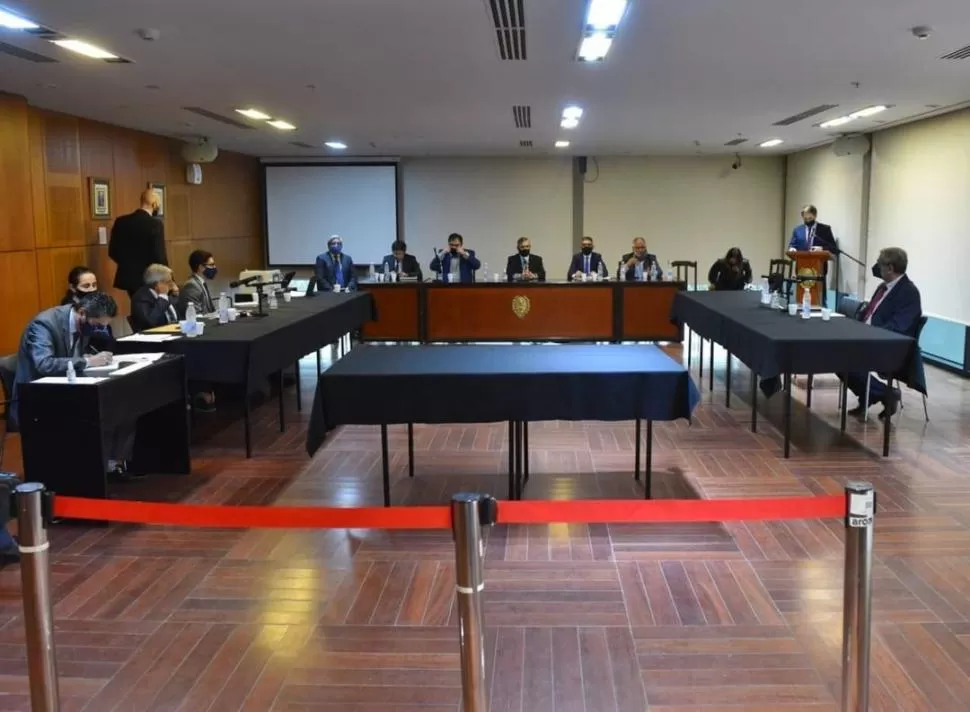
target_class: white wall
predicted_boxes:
[583,157,786,283]
[784,146,866,295]
[400,158,574,280]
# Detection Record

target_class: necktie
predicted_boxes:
[522,257,528,273]
[863,284,887,321]
[584,255,590,274]
[808,225,815,248]
[335,257,345,286]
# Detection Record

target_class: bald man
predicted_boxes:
[109,188,168,298]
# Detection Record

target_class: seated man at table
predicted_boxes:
[567,235,608,280]
[131,264,180,332]
[506,237,546,282]
[10,292,138,480]
[430,232,480,283]
[843,247,922,419]
[316,234,357,291]
[621,237,663,281]
[178,249,217,317]
[381,240,422,280]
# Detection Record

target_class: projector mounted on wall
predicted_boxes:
[180,137,219,164]
[832,134,871,157]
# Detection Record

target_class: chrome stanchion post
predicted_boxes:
[15,483,60,712]
[451,493,496,712]
[841,481,874,712]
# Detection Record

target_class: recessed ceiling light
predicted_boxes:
[555,140,570,148]
[324,141,348,150]
[578,32,613,61]
[267,120,297,130]
[50,39,118,60]
[586,0,628,30]
[849,105,888,119]
[759,139,783,148]
[0,8,38,29]
[562,106,584,120]
[819,115,855,129]
[236,108,272,120]
[560,117,580,129]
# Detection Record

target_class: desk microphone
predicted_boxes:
[229,275,260,288]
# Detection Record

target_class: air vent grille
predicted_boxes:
[773,104,839,126]
[512,105,531,128]
[182,107,255,130]
[941,44,970,60]
[723,137,748,147]
[487,0,526,60]
[0,41,58,63]
[290,141,317,149]
[519,140,533,148]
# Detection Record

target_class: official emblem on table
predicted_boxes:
[511,295,530,319]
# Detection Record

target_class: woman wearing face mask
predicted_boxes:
[60,265,115,350]
[707,247,752,291]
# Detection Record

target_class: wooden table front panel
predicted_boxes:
[620,283,683,341]
[427,284,614,341]
[360,283,421,340]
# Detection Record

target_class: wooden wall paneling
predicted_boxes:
[111,132,140,214]
[189,152,260,239]
[0,251,41,354]
[27,108,48,248]
[0,94,34,252]
[45,174,84,247]
[79,120,117,245]
[35,246,86,308]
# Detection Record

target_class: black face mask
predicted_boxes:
[152,208,160,217]
[581,246,593,255]
[804,218,815,227]
[450,248,459,255]
[519,249,530,257]
[871,262,882,280]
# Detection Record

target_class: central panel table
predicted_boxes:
[307,344,700,504]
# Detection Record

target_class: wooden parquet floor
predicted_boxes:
[1,342,969,711]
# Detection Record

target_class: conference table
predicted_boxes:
[358,280,684,343]
[307,343,700,505]
[671,291,916,457]
[114,292,374,456]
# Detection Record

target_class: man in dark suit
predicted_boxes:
[843,247,922,419]
[109,188,167,299]
[567,236,608,280]
[130,264,180,332]
[315,235,358,291]
[178,249,217,317]
[381,240,423,280]
[787,204,837,252]
[506,237,546,282]
[621,237,663,281]
[430,233,481,283]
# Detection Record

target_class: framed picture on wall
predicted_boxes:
[89,177,111,219]
[148,182,166,218]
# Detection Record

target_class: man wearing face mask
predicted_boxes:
[315,235,358,292]
[842,247,922,419]
[788,205,837,306]
[506,237,546,282]
[109,188,168,300]
[178,250,218,317]
[430,233,481,283]
[567,236,607,281]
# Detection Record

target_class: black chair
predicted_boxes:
[904,315,930,422]
[767,258,794,301]
[671,261,699,369]
[0,354,17,468]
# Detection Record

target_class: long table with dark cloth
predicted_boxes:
[308,344,700,504]
[671,290,916,457]
[359,281,684,343]
[114,292,375,456]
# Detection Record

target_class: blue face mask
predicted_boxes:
[330,243,343,255]
[81,322,108,336]
[203,267,218,280]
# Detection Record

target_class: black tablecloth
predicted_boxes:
[114,293,374,389]
[307,344,700,456]
[672,291,915,378]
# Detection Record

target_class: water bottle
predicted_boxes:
[801,286,811,319]
[666,269,673,283]
[185,302,197,324]
[617,261,623,281]
[482,263,489,281]
[66,360,76,383]
[269,289,278,310]
[368,263,375,279]
[218,292,229,324]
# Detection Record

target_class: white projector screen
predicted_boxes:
[264,164,398,266]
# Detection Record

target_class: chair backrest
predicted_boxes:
[837,295,864,319]
[914,315,928,343]
[670,260,698,289]
[0,354,16,415]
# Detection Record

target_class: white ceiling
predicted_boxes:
[2,0,970,157]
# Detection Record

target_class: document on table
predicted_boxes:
[144,324,183,334]
[33,376,104,384]
[112,352,167,362]
[118,334,182,343]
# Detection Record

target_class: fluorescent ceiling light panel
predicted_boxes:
[235,108,272,120]
[586,0,627,30]
[849,105,888,119]
[578,32,613,61]
[0,7,38,29]
[50,39,118,60]
[560,117,579,129]
[819,115,855,129]
[266,119,296,130]
[555,140,570,148]
[562,106,584,120]
[324,141,347,149]
[759,139,783,148]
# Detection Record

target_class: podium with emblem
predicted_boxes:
[790,250,833,306]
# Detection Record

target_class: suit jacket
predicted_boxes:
[11,305,89,430]
[315,252,358,291]
[130,286,179,332]
[621,252,662,281]
[59,292,114,350]
[108,210,168,293]
[864,274,922,337]
[708,259,752,291]
[177,274,216,318]
[381,253,423,280]
[788,222,836,253]
[505,254,546,282]
[567,251,607,280]
[430,250,481,283]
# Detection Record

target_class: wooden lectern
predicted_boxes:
[790,250,833,306]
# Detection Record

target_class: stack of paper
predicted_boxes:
[118,334,181,343]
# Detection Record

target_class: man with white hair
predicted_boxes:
[130,263,180,332]
[315,235,357,291]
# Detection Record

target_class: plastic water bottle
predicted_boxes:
[269,290,278,310]
[666,269,673,283]
[368,264,375,279]
[218,292,229,324]
[617,261,623,281]
[66,360,76,383]
[801,286,811,319]
[482,263,489,281]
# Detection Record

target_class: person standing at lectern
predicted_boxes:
[788,205,837,306]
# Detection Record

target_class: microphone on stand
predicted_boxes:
[229,275,260,289]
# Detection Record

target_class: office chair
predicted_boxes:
[671,261,698,369]
[0,354,17,468]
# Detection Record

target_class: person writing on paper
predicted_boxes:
[178,250,217,317]
[315,235,357,292]
[381,240,422,280]
[430,232,480,283]
[130,264,180,332]
[109,188,167,300]
[621,237,662,281]
[567,236,607,281]
[506,237,546,282]
[842,247,922,420]
[708,248,752,290]
[61,266,114,351]
[787,205,836,253]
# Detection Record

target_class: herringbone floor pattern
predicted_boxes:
[0,341,968,710]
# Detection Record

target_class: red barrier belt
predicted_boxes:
[52,495,845,529]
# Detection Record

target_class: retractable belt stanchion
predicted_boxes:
[841,481,875,712]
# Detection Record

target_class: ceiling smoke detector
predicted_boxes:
[911,26,932,40]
